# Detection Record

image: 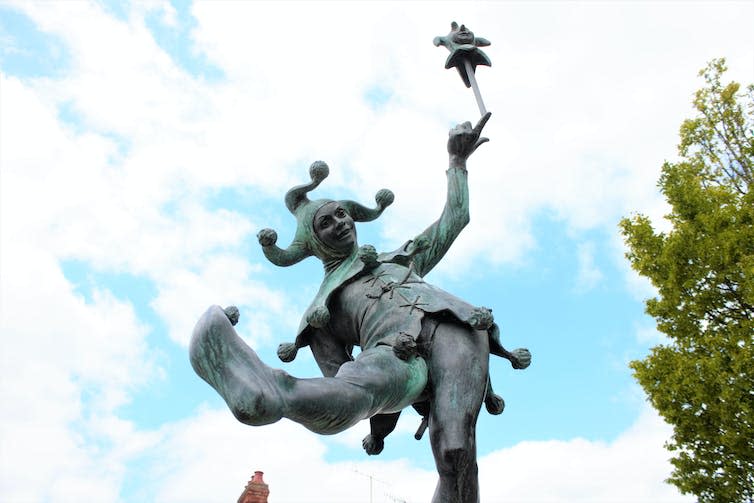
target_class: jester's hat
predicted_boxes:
[257,161,394,267]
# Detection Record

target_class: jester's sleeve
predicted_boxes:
[411,164,469,277]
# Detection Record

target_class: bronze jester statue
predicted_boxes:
[190,113,531,503]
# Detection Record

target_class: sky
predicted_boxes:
[1,1,753,502]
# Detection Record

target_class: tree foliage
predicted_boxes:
[620,59,754,502]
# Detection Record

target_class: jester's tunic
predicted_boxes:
[333,262,481,349]
[322,261,489,373]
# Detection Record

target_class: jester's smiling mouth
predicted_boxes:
[456,31,473,43]
[336,226,354,240]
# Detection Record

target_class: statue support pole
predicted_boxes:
[464,59,488,116]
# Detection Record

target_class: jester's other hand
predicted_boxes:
[447,112,491,161]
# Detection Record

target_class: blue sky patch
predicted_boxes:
[364,85,393,110]
[0,7,70,78]
[98,0,130,22]
[61,259,159,326]
[144,0,224,82]
[57,101,86,134]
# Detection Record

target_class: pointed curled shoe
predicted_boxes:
[362,433,385,456]
[190,305,286,426]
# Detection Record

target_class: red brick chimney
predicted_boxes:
[237,471,270,503]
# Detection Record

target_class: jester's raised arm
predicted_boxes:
[400,112,491,277]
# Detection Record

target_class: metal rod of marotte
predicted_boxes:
[464,58,487,117]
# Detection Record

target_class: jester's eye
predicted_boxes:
[317,216,332,229]
[335,207,346,218]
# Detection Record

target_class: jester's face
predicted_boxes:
[452,24,474,45]
[313,202,357,254]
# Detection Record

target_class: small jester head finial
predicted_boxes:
[433,22,491,88]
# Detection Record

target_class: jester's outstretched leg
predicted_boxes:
[190,305,428,435]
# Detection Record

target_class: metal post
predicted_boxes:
[464,59,487,116]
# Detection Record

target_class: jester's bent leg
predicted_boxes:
[190,305,428,435]
[363,412,401,455]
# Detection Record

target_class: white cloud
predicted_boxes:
[478,407,691,502]
[143,405,689,503]
[0,242,157,501]
[151,254,288,347]
[143,407,434,503]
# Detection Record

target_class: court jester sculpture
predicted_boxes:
[190,112,531,502]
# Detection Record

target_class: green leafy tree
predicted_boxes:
[620,59,754,502]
